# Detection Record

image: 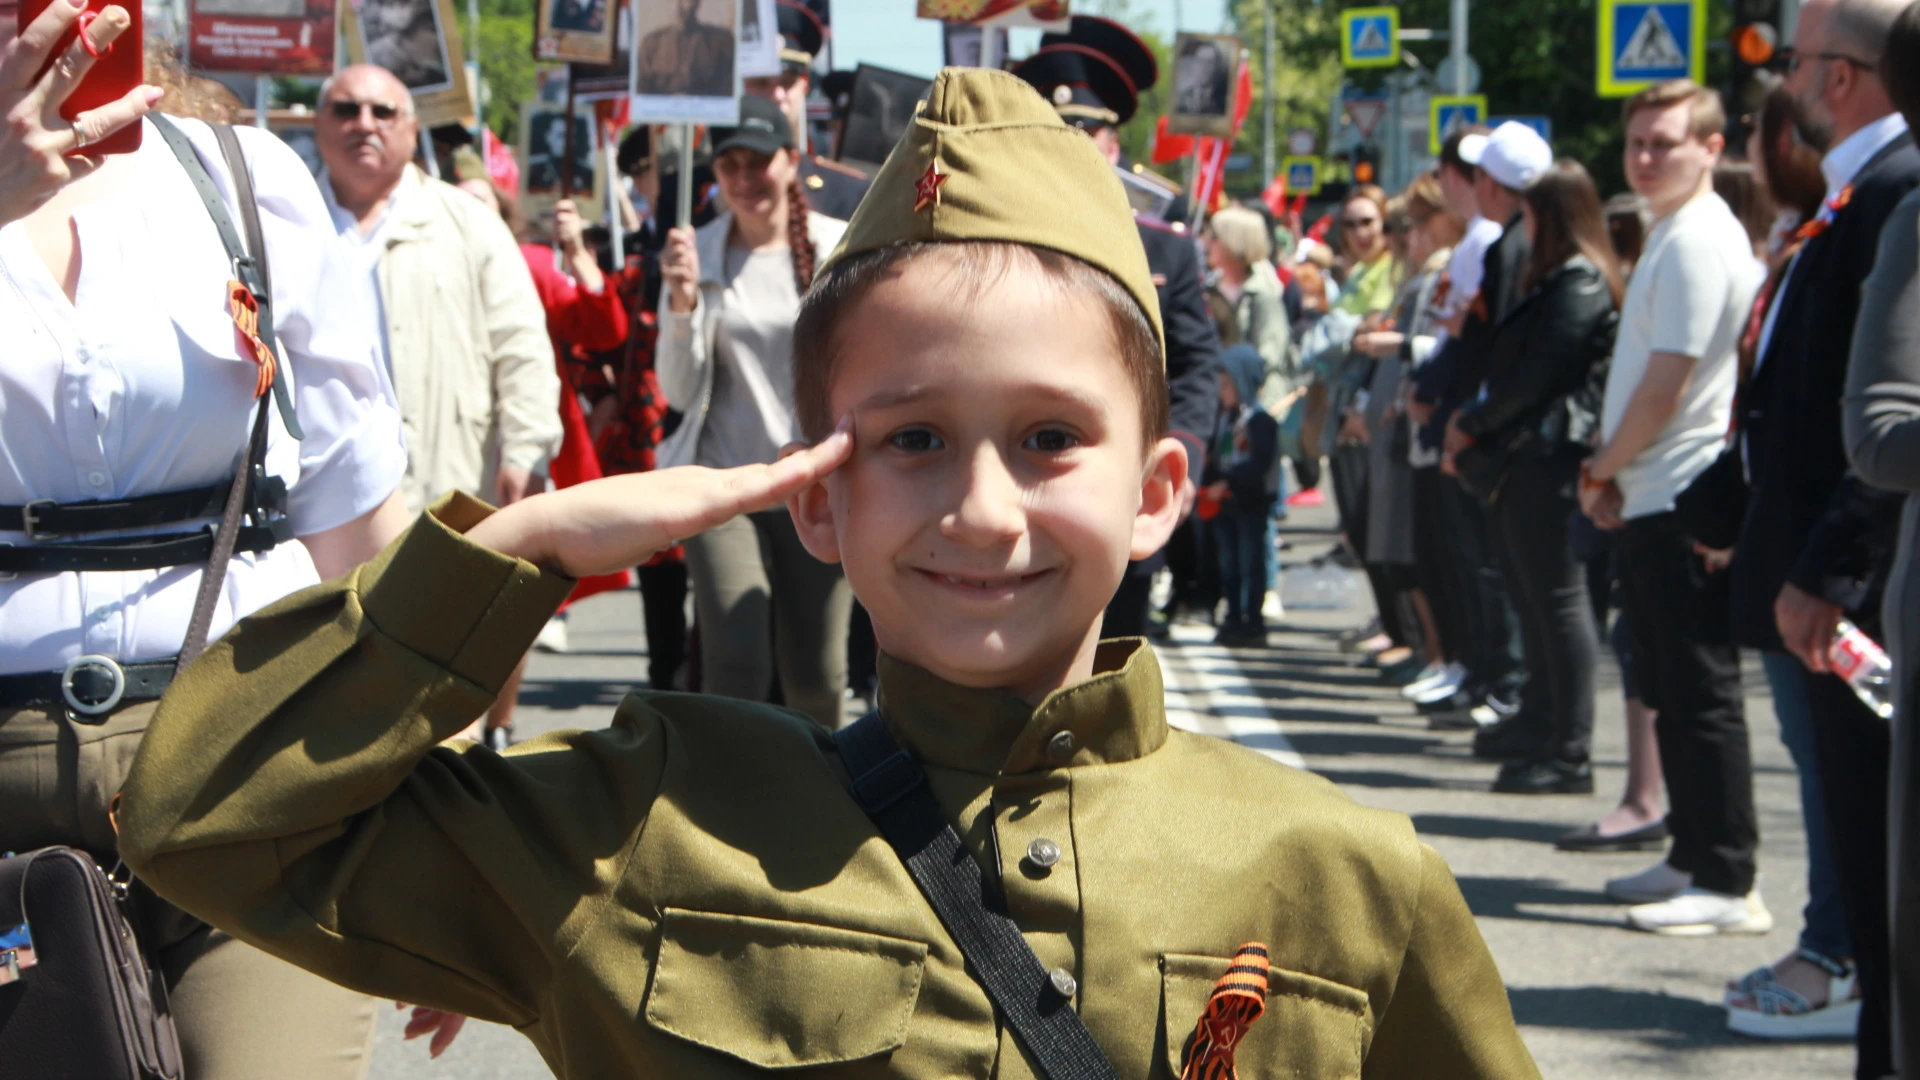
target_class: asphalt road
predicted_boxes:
[365,503,1853,1079]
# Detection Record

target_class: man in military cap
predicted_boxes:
[120,66,1537,1080]
[740,0,869,220]
[1014,18,1223,638]
[638,0,733,98]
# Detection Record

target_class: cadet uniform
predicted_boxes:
[801,153,870,221]
[774,0,872,222]
[1013,22,1221,636]
[120,69,1538,1080]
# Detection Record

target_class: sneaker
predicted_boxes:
[534,616,569,653]
[1492,757,1595,795]
[483,725,514,752]
[1396,663,1449,697]
[1405,666,1467,704]
[1262,590,1285,622]
[1627,888,1773,936]
[1604,861,1692,904]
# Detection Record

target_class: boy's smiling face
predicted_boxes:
[790,251,1188,704]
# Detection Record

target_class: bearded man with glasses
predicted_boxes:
[1728,0,1920,1069]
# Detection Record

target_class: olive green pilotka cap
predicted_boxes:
[819,66,1166,359]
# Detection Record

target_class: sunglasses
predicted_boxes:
[1772,47,1877,75]
[326,100,405,123]
[1341,217,1380,229]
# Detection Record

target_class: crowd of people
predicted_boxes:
[1165,0,1920,1068]
[5,0,1920,1073]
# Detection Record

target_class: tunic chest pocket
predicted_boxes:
[1161,953,1368,1080]
[644,907,930,1069]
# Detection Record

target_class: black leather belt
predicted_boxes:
[0,475,290,577]
[0,656,176,722]
[0,521,292,576]
[0,484,232,541]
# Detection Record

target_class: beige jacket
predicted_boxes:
[371,167,561,511]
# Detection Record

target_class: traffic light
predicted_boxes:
[1730,0,1784,140]
[1353,144,1380,186]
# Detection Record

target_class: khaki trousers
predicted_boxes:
[683,509,853,729]
[0,701,378,1080]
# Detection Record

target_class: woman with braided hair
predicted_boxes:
[657,95,852,728]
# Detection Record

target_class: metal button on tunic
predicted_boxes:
[1047,730,1076,762]
[1048,968,1077,999]
[1026,838,1061,869]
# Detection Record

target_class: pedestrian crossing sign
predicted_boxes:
[1429,94,1487,155]
[1282,156,1321,196]
[1341,7,1400,69]
[1597,0,1705,97]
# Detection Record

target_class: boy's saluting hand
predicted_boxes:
[466,417,852,578]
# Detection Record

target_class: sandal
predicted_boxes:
[1725,949,1861,1040]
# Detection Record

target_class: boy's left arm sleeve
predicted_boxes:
[1364,846,1541,1079]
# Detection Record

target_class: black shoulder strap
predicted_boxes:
[149,114,303,441]
[832,714,1120,1080]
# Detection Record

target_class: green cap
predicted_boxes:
[819,67,1165,361]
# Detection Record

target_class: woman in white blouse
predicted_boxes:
[657,96,851,728]
[1,7,410,1076]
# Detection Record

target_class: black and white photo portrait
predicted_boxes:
[549,0,605,33]
[357,0,453,92]
[522,108,598,196]
[1167,31,1235,136]
[630,0,738,124]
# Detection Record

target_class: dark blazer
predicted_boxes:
[1454,255,1616,451]
[799,155,871,222]
[1413,213,1532,450]
[1139,217,1224,486]
[1731,131,1920,650]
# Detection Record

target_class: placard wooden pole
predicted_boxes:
[676,124,694,230]
[560,74,577,199]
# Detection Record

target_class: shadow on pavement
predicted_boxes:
[1286,730,1445,757]
[1215,703,1390,726]
[517,679,636,710]
[1412,813,1579,845]
[1508,985,1736,1042]
[1456,876,1624,927]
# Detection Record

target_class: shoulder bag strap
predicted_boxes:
[831,714,1120,1080]
[149,116,282,671]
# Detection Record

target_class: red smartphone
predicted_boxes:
[18,0,143,155]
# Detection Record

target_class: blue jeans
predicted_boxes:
[1761,650,1854,960]
[1213,504,1272,627]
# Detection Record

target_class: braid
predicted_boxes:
[787,177,817,294]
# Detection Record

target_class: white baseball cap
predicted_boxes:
[1456,132,1490,167]
[1474,122,1554,190]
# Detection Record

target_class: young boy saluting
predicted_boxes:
[119,70,1537,1079]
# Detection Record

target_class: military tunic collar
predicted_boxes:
[874,639,1169,776]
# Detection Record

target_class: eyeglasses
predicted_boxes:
[326,100,405,124]
[1774,47,1877,75]
[1341,216,1380,229]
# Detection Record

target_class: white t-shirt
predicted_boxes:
[1419,214,1503,361]
[1601,191,1763,520]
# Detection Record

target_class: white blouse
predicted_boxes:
[0,117,407,675]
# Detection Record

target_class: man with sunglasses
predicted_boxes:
[315,64,559,520]
[1730,0,1919,1069]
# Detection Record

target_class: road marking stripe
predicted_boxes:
[1156,624,1308,770]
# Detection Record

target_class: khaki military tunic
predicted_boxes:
[119,496,1540,1079]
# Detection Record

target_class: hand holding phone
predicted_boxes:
[1,0,160,226]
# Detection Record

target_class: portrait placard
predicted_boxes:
[1166,31,1235,137]
[188,0,336,75]
[341,0,474,127]
[569,0,636,100]
[835,63,931,171]
[536,0,617,63]
[269,116,323,176]
[630,0,740,125]
[519,101,604,222]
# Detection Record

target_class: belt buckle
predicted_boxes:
[20,500,58,542]
[61,654,126,718]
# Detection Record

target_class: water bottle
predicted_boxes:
[1828,619,1895,720]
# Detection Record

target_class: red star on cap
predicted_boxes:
[913,160,948,212]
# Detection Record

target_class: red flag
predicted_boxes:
[1151,114,1194,164]
[1230,60,1253,135]
[483,128,520,195]
[1260,172,1288,216]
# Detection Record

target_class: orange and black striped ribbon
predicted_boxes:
[1179,942,1271,1080]
[227,281,276,401]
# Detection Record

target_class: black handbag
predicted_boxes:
[1672,445,1748,550]
[1453,427,1532,505]
[0,848,183,1079]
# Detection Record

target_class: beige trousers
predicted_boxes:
[0,701,378,1080]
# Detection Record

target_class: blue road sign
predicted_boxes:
[1341,7,1400,69]
[1429,94,1487,155]
[1281,156,1322,196]
[1491,115,1554,143]
[1598,0,1705,96]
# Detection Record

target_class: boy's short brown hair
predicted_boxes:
[792,242,1169,447]
[1621,79,1726,142]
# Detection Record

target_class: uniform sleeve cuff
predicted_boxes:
[357,493,576,693]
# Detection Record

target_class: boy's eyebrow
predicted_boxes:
[855,382,1109,414]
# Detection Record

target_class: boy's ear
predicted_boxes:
[1131,436,1190,561]
[782,443,843,564]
